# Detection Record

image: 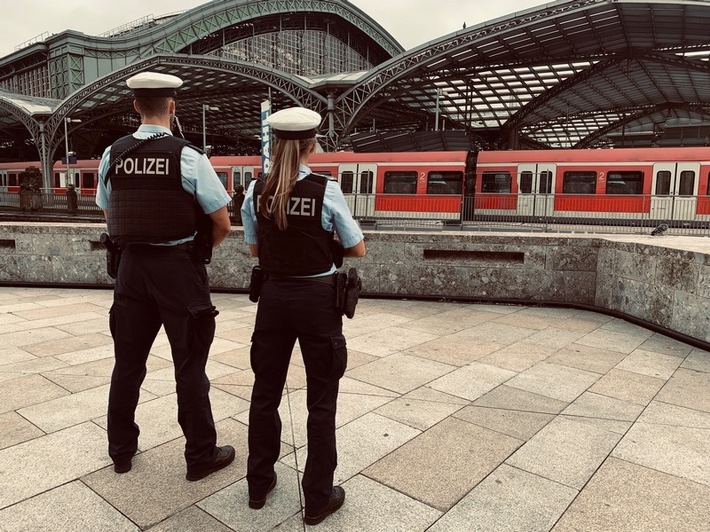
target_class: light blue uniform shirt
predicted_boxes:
[96,124,232,244]
[241,164,364,275]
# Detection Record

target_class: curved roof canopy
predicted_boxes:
[0,0,708,164]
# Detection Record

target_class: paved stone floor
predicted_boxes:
[0,286,709,531]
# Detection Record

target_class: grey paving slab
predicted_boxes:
[210,345,252,371]
[516,328,588,350]
[0,355,68,375]
[149,506,234,532]
[0,347,35,366]
[506,417,622,489]
[344,352,455,394]
[655,368,710,413]
[364,417,522,511]
[547,343,627,374]
[399,306,500,335]
[403,333,503,366]
[574,328,648,354]
[615,348,683,379]
[588,368,666,406]
[638,332,695,358]
[0,411,44,450]
[345,326,439,357]
[428,362,517,401]
[0,422,110,509]
[43,372,111,393]
[375,393,465,431]
[506,362,600,402]
[455,320,538,345]
[552,458,710,532]
[198,462,302,532]
[314,412,421,484]
[561,391,644,422]
[453,405,555,441]
[473,384,569,414]
[11,302,107,321]
[479,341,558,372]
[638,400,710,429]
[273,474,442,532]
[0,481,139,532]
[83,418,247,529]
[612,421,710,487]
[0,373,69,414]
[682,347,710,372]
[18,384,153,433]
[428,464,578,532]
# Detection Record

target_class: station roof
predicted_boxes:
[0,0,708,159]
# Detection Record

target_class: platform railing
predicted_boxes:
[1,190,709,236]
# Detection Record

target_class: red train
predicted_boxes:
[2,146,710,225]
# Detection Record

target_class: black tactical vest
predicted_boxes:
[107,134,198,245]
[254,173,334,276]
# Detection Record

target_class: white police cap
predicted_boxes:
[266,107,321,140]
[126,72,183,97]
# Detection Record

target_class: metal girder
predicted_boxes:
[137,0,402,60]
[336,0,608,136]
[45,54,327,160]
[577,102,710,147]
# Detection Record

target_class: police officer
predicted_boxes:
[241,107,366,525]
[96,72,235,481]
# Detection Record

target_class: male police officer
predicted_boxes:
[96,71,234,481]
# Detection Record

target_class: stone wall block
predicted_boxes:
[671,291,710,342]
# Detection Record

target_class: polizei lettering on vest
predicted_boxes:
[256,195,316,217]
[115,157,170,175]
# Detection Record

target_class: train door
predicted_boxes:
[650,162,699,222]
[517,163,555,218]
[338,163,377,218]
[232,166,255,192]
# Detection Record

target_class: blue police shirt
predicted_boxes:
[96,124,232,244]
[241,164,364,275]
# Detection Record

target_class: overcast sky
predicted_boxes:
[0,0,549,57]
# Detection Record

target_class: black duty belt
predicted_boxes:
[266,273,334,286]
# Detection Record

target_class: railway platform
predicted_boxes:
[0,286,709,531]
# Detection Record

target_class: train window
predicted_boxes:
[340,171,354,193]
[481,171,512,193]
[655,171,671,195]
[360,171,374,194]
[8,173,17,187]
[82,172,95,189]
[540,171,552,194]
[520,171,532,194]
[605,171,643,195]
[562,171,596,194]
[383,171,417,194]
[427,171,462,194]
[679,171,695,196]
[54,173,60,188]
[244,172,253,189]
[216,172,228,189]
[233,171,241,187]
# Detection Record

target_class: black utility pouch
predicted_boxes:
[249,265,264,303]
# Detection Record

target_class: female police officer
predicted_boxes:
[241,107,366,525]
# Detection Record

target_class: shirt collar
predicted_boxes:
[136,124,173,135]
[298,164,312,179]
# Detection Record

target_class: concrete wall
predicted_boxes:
[1,222,709,345]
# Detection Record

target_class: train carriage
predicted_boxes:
[2,146,710,228]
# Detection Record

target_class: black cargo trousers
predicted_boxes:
[247,278,348,514]
[107,244,219,471]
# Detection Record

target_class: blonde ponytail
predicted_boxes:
[258,137,316,230]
